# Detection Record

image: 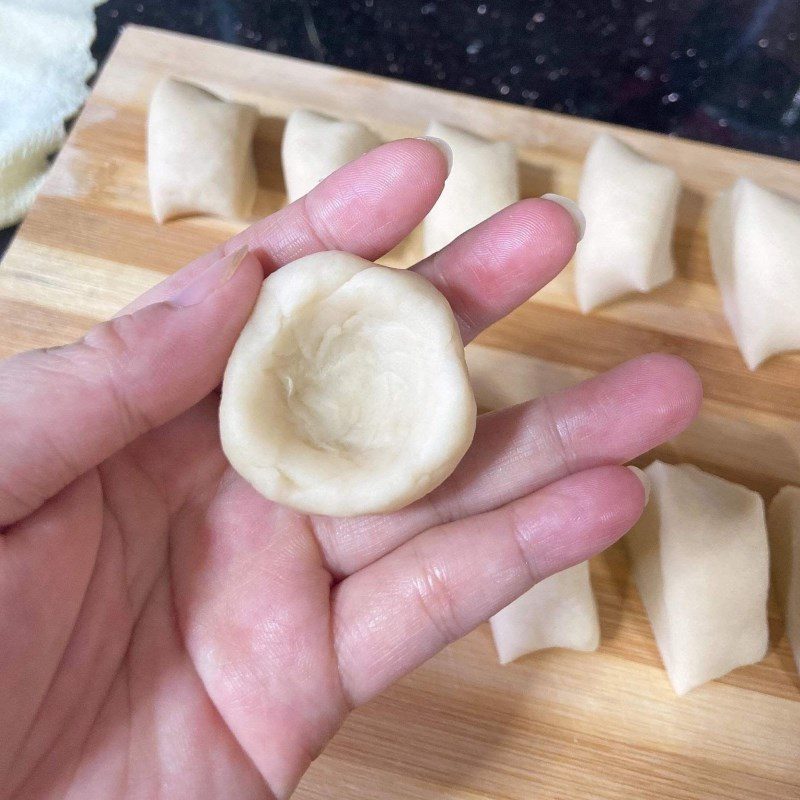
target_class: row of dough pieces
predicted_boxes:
[148,79,798,695]
[147,77,800,372]
[468,344,799,697]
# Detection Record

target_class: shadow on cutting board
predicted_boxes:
[315,645,540,798]
[250,114,287,219]
[518,161,555,201]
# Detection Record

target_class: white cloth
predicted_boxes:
[0,0,101,227]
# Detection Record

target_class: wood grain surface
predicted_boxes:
[1,25,798,799]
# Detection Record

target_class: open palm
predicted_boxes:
[0,140,701,799]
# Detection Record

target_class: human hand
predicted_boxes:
[0,139,701,799]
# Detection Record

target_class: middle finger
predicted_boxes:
[412,196,580,343]
[314,352,702,577]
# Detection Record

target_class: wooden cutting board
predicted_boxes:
[1,24,799,799]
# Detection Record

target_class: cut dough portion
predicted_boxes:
[281,109,381,202]
[422,121,518,256]
[626,461,769,695]
[465,344,585,410]
[490,562,600,663]
[575,134,680,312]
[708,178,800,369]
[463,344,599,661]
[767,486,800,673]
[147,78,258,223]
[220,251,476,516]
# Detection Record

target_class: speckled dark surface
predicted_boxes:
[1,0,798,251]
[92,0,799,156]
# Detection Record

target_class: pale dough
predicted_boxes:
[575,134,680,312]
[766,486,800,674]
[464,344,599,661]
[422,121,518,256]
[465,343,584,410]
[147,78,258,223]
[281,109,381,202]
[708,178,800,369]
[490,562,600,663]
[626,461,769,695]
[220,251,476,516]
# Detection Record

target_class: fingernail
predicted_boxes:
[627,466,651,505]
[416,136,453,176]
[171,246,249,307]
[541,193,586,241]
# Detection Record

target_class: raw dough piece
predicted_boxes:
[281,109,381,202]
[220,251,476,516]
[708,178,800,369]
[422,121,518,256]
[490,562,600,663]
[575,134,680,312]
[767,486,800,673]
[147,78,258,223]
[465,344,586,410]
[626,461,769,695]
[464,344,599,661]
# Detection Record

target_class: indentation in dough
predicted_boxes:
[220,251,476,516]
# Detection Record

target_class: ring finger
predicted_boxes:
[314,352,702,576]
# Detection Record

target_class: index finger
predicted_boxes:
[124,137,449,312]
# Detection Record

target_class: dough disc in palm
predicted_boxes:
[220,251,476,516]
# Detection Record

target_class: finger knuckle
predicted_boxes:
[508,503,546,584]
[538,395,577,473]
[410,548,463,645]
[300,193,341,252]
[78,316,157,437]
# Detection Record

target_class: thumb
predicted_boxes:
[0,246,262,527]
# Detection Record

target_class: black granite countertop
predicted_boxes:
[93,0,799,157]
[2,0,798,253]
